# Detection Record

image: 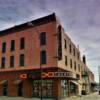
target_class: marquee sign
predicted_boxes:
[42,72,72,78]
[19,74,27,79]
[19,71,73,79]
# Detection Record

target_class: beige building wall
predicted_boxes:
[56,23,83,95]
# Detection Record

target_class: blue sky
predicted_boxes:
[0,0,100,82]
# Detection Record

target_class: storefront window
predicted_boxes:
[61,80,68,97]
[33,80,53,98]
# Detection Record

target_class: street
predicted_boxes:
[0,92,100,100]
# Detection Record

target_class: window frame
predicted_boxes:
[19,54,25,66]
[1,57,5,68]
[2,42,6,53]
[40,32,46,46]
[40,50,46,64]
[10,55,14,68]
[20,37,25,49]
[10,40,15,51]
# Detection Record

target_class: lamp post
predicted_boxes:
[27,22,43,100]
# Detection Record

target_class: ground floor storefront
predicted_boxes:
[0,68,80,99]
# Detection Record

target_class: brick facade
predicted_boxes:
[0,13,94,99]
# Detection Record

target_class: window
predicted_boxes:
[78,64,80,72]
[11,40,15,51]
[19,54,24,66]
[61,80,68,97]
[40,32,46,46]
[40,50,46,64]
[70,59,72,68]
[77,52,80,59]
[20,37,25,49]
[64,39,67,49]
[10,56,14,68]
[76,74,80,79]
[57,25,62,60]
[73,48,75,56]
[33,80,53,98]
[1,57,5,68]
[69,44,71,53]
[74,61,76,70]
[2,42,6,53]
[65,56,67,66]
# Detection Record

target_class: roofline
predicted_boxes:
[0,13,56,36]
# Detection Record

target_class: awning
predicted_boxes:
[0,80,7,85]
[70,81,79,85]
[14,79,22,84]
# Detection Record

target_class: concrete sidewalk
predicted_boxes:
[0,92,99,100]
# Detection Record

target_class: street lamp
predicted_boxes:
[27,22,43,100]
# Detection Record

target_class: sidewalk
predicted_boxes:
[62,92,100,100]
[0,92,99,100]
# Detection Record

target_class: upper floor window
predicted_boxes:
[57,25,62,60]
[76,74,80,79]
[77,52,80,60]
[1,57,5,68]
[69,44,71,53]
[70,59,72,68]
[19,54,24,66]
[11,40,15,51]
[73,48,75,56]
[20,37,25,49]
[40,32,46,46]
[2,42,6,53]
[74,61,76,70]
[64,39,67,49]
[10,56,14,68]
[40,50,46,64]
[78,64,80,72]
[65,56,67,66]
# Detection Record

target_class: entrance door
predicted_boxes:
[3,84,8,96]
[17,82,23,96]
[70,82,78,95]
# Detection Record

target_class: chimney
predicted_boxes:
[83,55,86,64]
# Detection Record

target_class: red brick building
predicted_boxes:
[0,13,86,99]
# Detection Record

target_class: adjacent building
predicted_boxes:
[0,13,95,99]
[81,55,96,94]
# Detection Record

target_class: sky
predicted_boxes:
[0,0,100,82]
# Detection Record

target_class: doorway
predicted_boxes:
[3,83,8,96]
[17,82,23,96]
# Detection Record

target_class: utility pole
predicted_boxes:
[99,66,100,95]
